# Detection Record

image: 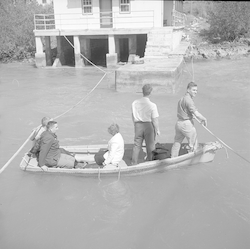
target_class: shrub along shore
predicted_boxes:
[184,39,250,61]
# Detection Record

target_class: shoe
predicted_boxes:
[75,162,88,169]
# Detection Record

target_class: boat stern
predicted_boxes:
[199,141,223,163]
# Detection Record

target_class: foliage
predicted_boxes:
[201,2,250,43]
[206,2,250,42]
[0,0,54,62]
[183,1,213,18]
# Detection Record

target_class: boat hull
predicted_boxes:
[20,142,222,176]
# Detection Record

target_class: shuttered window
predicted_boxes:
[120,0,130,13]
[82,0,92,14]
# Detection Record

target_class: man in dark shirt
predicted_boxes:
[171,82,207,157]
[38,121,86,169]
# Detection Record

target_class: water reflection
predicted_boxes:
[95,179,132,224]
[0,58,250,249]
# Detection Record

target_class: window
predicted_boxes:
[120,0,130,13]
[82,0,92,14]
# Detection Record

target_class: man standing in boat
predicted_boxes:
[171,82,207,157]
[131,84,160,164]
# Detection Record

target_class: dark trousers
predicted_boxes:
[132,122,155,164]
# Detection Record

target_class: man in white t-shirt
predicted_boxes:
[131,84,160,164]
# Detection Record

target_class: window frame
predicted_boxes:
[82,0,93,15]
[119,0,130,14]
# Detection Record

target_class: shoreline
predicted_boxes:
[1,40,250,65]
[184,41,250,61]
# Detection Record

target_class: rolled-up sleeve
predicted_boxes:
[186,97,197,114]
[151,104,159,118]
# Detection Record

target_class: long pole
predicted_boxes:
[194,116,250,164]
[0,130,36,174]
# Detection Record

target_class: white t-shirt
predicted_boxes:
[132,97,159,122]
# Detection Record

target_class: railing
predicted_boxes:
[34,11,155,30]
[172,10,186,27]
[34,14,55,30]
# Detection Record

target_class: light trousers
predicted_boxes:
[171,119,198,158]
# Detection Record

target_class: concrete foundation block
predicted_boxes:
[115,57,184,94]
[75,54,84,68]
[106,53,117,68]
[52,58,62,67]
[35,53,46,67]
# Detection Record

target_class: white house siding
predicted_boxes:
[53,0,164,30]
[34,0,185,68]
[112,0,163,28]
[53,0,100,30]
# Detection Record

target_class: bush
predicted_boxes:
[0,0,53,62]
[183,1,213,18]
[206,2,250,42]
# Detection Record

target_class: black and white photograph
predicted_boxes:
[0,1,250,248]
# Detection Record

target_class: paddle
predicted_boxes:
[193,116,250,164]
[0,128,37,174]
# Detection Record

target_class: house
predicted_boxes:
[34,0,185,68]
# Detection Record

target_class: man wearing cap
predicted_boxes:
[131,84,160,164]
[171,81,207,157]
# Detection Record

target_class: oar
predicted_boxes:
[0,129,37,174]
[193,116,250,164]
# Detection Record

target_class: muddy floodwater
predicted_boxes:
[0,57,250,249]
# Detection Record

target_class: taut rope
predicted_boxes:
[1,33,110,175]
[189,52,250,164]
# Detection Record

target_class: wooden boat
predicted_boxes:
[20,142,222,176]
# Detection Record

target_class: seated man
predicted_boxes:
[94,123,127,168]
[38,121,86,170]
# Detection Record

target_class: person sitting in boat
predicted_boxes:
[38,121,86,170]
[30,116,51,146]
[94,123,126,168]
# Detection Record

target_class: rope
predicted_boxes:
[182,58,193,79]
[189,46,249,164]
[53,73,107,120]
[118,165,121,180]
[1,72,107,174]
[22,156,43,170]
[1,34,110,175]
[193,116,250,164]
[98,167,101,181]
[62,35,107,74]
[191,44,195,82]
[191,56,194,82]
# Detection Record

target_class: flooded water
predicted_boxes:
[0,57,250,249]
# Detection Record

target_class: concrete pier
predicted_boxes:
[115,40,190,94]
[115,56,184,94]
